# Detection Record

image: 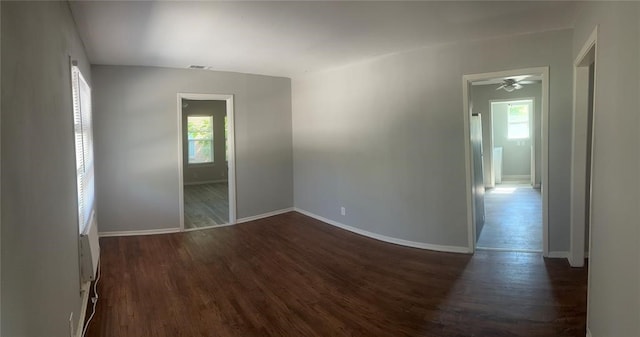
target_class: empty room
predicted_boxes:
[1,1,639,337]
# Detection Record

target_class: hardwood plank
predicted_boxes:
[478,184,543,250]
[86,212,587,337]
[184,182,229,228]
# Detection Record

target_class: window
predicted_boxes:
[72,64,95,234]
[187,116,214,164]
[507,104,530,139]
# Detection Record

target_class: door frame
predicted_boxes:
[570,26,597,268]
[488,98,536,188]
[177,93,237,231]
[462,67,549,256]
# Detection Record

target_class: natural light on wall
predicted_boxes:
[71,63,96,234]
[507,104,530,139]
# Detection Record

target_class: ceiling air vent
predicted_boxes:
[189,65,206,69]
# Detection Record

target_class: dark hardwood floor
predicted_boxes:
[184,182,229,228]
[477,183,542,251]
[86,212,587,337]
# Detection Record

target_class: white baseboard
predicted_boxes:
[236,207,294,224]
[75,281,91,337]
[184,179,228,186]
[567,251,592,267]
[502,175,531,181]
[177,207,295,232]
[99,227,181,237]
[183,223,235,232]
[568,255,584,267]
[98,208,295,237]
[547,251,569,259]
[294,208,470,254]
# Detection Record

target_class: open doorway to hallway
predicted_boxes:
[463,68,549,254]
[476,99,541,251]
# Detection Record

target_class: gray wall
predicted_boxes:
[1,2,92,336]
[182,99,228,184]
[293,29,573,252]
[470,83,542,186]
[92,66,293,232]
[572,2,640,336]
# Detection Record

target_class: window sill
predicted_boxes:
[188,163,215,168]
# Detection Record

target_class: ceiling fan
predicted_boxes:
[496,76,537,92]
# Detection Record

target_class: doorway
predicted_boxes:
[177,93,236,231]
[570,27,597,268]
[463,67,549,255]
[475,98,542,251]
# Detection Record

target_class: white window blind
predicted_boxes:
[72,64,95,234]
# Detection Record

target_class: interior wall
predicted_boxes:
[470,83,542,187]
[92,66,293,233]
[572,2,640,336]
[1,2,91,336]
[182,100,228,184]
[293,29,573,251]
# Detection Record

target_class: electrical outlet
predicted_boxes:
[69,312,74,337]
[340,207,346,216]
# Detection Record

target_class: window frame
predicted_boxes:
[186,115,215,165]
[71,63,95,234]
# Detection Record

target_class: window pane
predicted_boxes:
[189,140,213,164]
[188,116,213,139]
[509,122,529,139]
[509,106,528,123]
[187,116,214,163]
[72,65,96,234]
[508,104,530,139]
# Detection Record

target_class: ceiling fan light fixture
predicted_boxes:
[497,78,525,92]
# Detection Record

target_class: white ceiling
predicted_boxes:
[69,1,577,78]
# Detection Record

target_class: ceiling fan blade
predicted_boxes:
[496,85,505,90]
[519,80,537,84]
[505,75,530,81]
